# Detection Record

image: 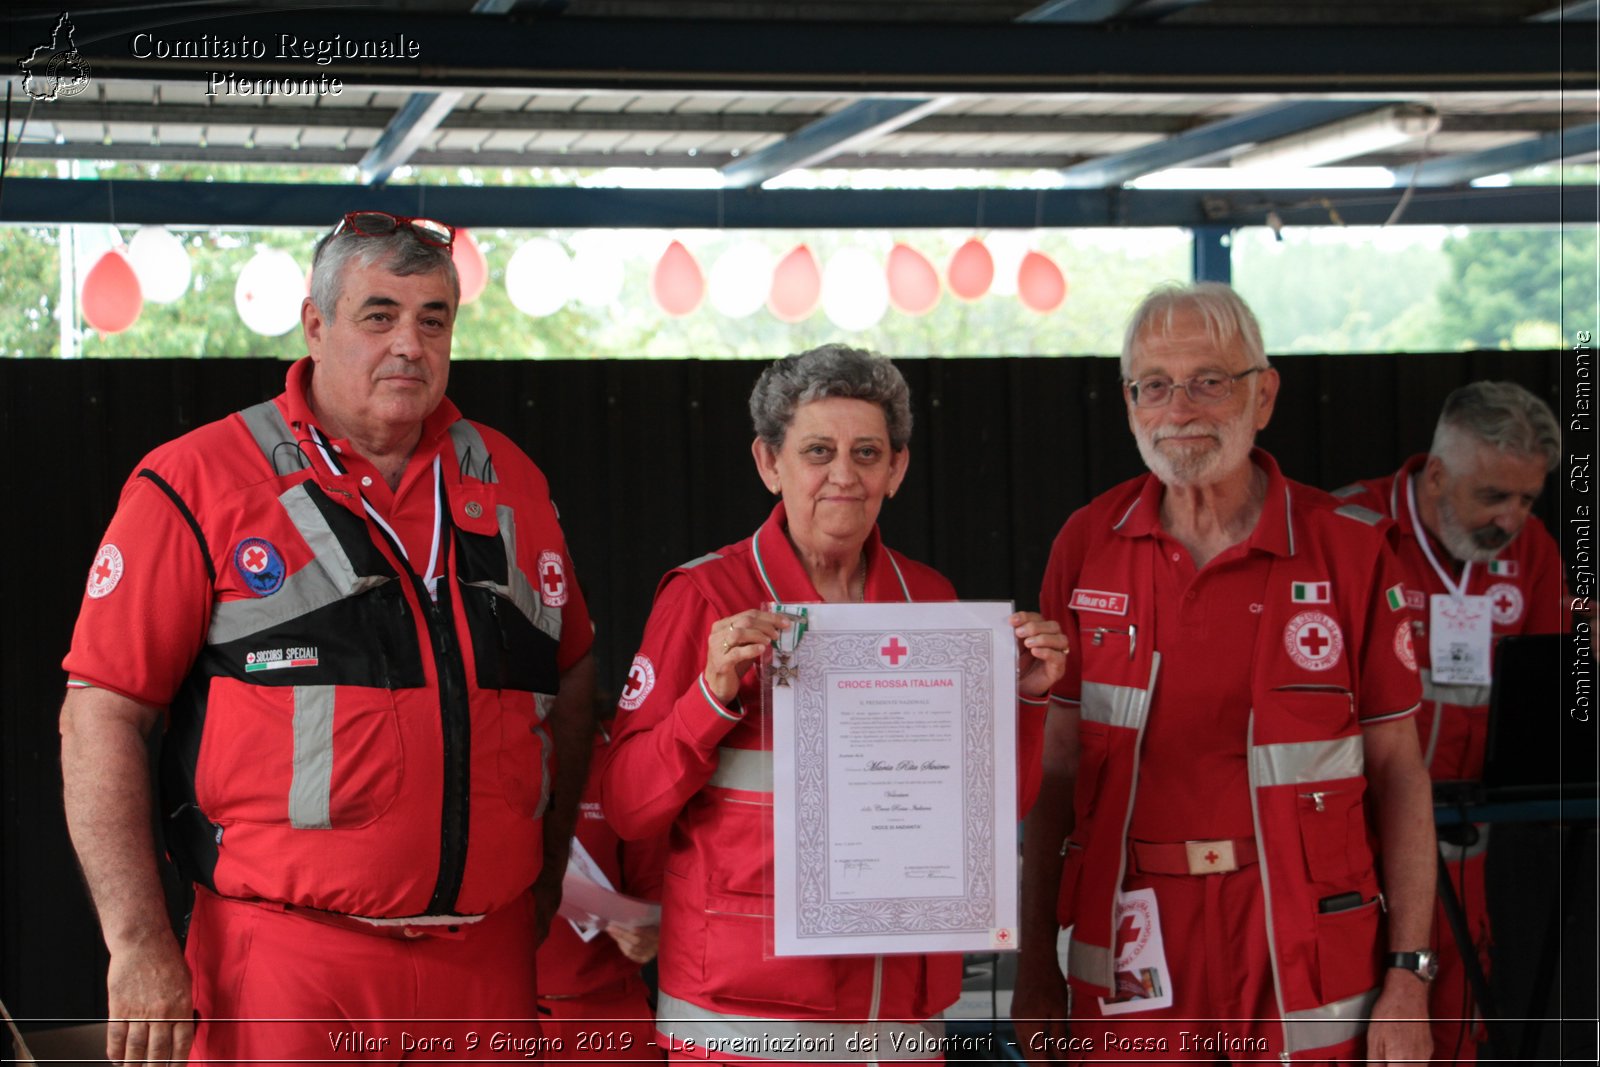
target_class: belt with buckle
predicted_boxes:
[276,901,471,940]
[1130,837,1258,875]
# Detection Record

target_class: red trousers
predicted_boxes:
[186,887,545,1065]
[1430,841,1491,1066]
[536,975,662,1063]
[1065,870,1364,1065]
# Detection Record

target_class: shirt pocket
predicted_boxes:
[196,677,403,830]
[494,689,551,819]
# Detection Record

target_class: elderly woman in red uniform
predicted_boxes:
[603,343,1066,1065]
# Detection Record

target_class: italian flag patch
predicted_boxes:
[1292,581,1331,603]
[1385,584,1407,611]
[1488,560,1518,577]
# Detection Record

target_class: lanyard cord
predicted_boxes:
[309,427,445,598]
[1406,472,1472,600]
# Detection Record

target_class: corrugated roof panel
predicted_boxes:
[251,126,298,147]
[481,130,536,151]
[156,124,206,145]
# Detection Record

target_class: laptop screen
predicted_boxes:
[1481,633,1598,800]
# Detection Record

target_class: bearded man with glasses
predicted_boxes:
[60,211,597,1064]
[1012,283,1436,1066]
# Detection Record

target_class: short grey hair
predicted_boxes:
[1121,282,1268,375]
[309,220,459,318]
[1431,380,1561,474]
[749,343,913,452]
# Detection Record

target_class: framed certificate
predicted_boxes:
[767,600,1019,957]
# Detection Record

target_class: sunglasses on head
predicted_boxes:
[333,210,455,248]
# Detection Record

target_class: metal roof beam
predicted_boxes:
[1,177,1587,230]
[357,90,464,184]
[1392,121,1600,186]
[1056,100,1387,188]
[6,142,1113,170]
[356,0,532,185]
[720,97,955,188]
[1017,0,1210,22]
[4,14,1589,93]
[716,0,1207,187]
[14,100,1578,138]
[1530,2,1599,21]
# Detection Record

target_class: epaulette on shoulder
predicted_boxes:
[678,551,724,571]
[1333,503,1384,527]
[1330,483,1364,499]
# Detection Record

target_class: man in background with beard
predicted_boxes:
[1013,282,1436,1065]
[1333,381,1566,1065]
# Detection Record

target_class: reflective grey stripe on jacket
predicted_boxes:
[209,483,392,645]
[289,685,336,829]
[1334,503,1384,527]
[707,747,773,792]
[1282,988,1379,1055]
[459,504,563,645]
[1066,938,1116,990]
[1079,680,1154,731]
[1249,734,1365,787]
[238,400,307,475]
[656,993,945,1060]
[1420,669,1492,709]
[448,421,497,482]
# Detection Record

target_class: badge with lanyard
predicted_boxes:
[1408,475,1492,686]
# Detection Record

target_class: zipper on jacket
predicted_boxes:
[421,532,474,915]
[311,433,473,913]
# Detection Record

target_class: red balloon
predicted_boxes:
[1017,250,1068,313]
[651,239,705,317]
[885,243,940,316]
[453,229,489,305]
[767,244,822,323]
[81,249,143,334]
[947,238,995,302]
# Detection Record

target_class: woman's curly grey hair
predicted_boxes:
[748,343,913,452]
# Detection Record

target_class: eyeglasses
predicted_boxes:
[1124,367,1265,408]
[332,211,455,249]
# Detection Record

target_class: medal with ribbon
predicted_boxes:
[770,603,809,687]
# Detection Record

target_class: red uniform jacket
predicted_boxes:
[603,503,1044,1040]
[65,358,593,919]
[1043,453,1421,1061]
[1335,455,1568,780]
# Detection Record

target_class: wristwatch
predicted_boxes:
[1385,949,1439,983]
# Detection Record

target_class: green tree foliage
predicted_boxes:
[0,226,59,358]
[1435,226,1597,348]
[1233,228,1452,353]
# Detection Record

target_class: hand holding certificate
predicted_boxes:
[768,600,1022,957]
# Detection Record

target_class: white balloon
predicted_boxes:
[505,238,573,317]
[707,242,774,319]
[985,231,1031,297]
[572,244,625,307]
[235,248,304,336]
[126,226,193,304]
[821,247,888,333]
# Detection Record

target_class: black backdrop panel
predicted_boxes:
[0,351,1565,1021]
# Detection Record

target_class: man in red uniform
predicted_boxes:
[60,211,596,1065]
[1333,380,1565,1064]
[1012,283,1437,1065]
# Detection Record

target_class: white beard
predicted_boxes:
[1435,493,1516,563]
[1135,410,1257,488]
